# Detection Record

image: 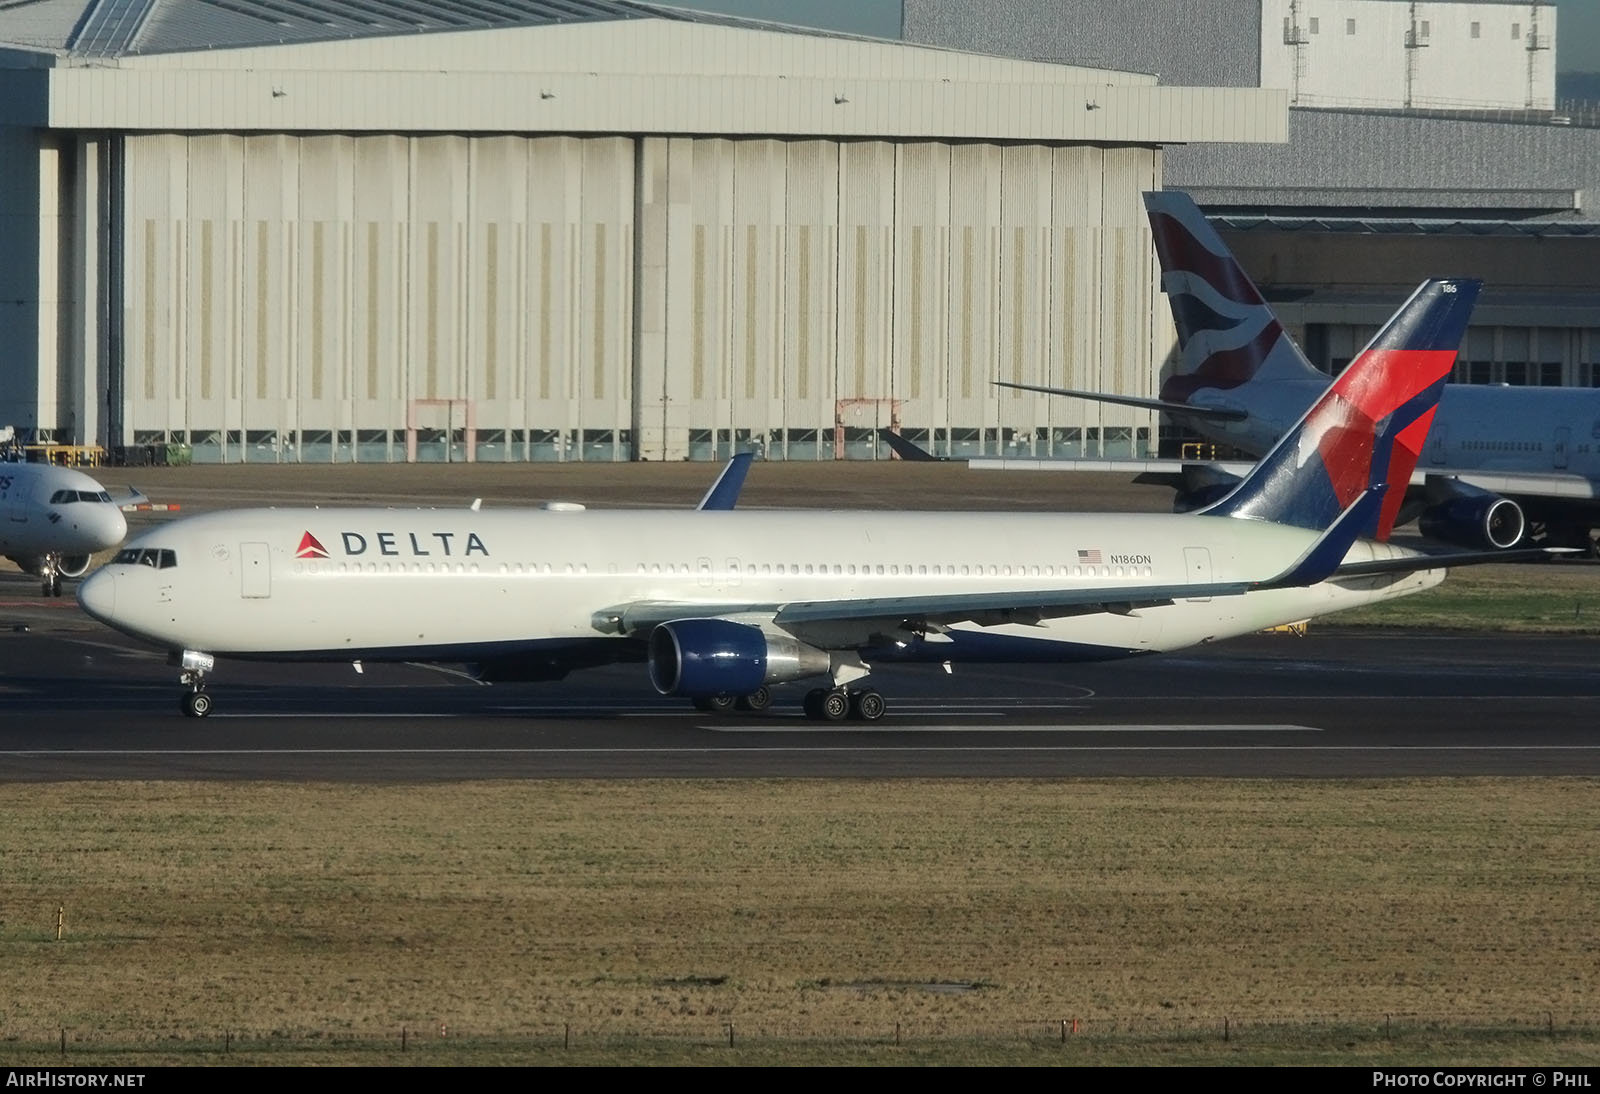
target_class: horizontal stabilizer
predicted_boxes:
[993,380,1249,422]
[1254,485,1387,589]
[1333,546,1578,578]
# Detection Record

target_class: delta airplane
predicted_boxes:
[1000,189,1600,555]
[79,278,1497,720]
[0,460,128,595]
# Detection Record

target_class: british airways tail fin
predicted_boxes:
[1204,278,1480,538]
[1144,189,1329,401]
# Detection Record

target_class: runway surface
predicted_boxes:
[4,579,1597,780]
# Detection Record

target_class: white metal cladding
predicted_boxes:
[112,130,1165,461]
[44,69,1284,143]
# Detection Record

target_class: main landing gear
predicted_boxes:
[173,649,217,718]
[692,686,773,714]
[802,686,885,723]
[686,684,887,721]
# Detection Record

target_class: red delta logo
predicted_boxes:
[295,531,330,559]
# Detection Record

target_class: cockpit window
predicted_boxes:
[113,548,177,569]
[49,489,114,504]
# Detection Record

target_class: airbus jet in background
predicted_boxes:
[80,278,1506,720]
[0,461,128,596]
[999,189,1599,554]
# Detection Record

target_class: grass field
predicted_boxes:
[7,468,1598,1065]
[1323,558,1600,632]
[2,780,1597,1066]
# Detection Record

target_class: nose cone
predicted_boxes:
[102,504,129,549]
[77,568,116,623]
[83,503,129,552]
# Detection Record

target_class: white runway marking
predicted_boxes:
[11,745,1600,758]
[700,723,1322,734]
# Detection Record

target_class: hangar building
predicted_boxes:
[906,0,1600,430]
[0,0,1283,463]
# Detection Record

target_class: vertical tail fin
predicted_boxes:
[1144,190,1328,400]
[1204,278,1480,537]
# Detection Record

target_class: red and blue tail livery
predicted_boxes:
[1203,279,1481,539]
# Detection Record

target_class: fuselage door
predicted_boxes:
[241,541,271,598]
[1427,423,1448,466]
[1554,426,1570,470]
[1183,547,1212,603]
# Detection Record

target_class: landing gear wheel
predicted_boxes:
[182,691,212,719]
[692,694,737,713]
[735,686,772,713]
[819,688,850,722]
[850,690,886,721]
[803,688,826,720]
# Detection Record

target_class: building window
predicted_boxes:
[1309,16,1319,34]
[1420,20,1430,38]
[1346,18,1356,35]
[1471,21,1480,39]
[1512,22,1521,40]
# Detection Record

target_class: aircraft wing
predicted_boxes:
[1418,468,1600,501]
[109,485,151,509]
[877,429,948,462]
[592,491,1390,647]
[592,580,1251,649]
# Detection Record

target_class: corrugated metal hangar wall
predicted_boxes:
[118,131,1158,463]
[0,11,1284,462]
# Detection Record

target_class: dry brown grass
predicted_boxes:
[2,779,1598,1064]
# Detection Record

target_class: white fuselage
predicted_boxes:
[0,462,128,566]
[77,506,1441,671]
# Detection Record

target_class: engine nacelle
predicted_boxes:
[1418,495,1525,550]
[648,619,831,698]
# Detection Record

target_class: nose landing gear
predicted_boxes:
[172,649,217,718]
[39,553,63,598]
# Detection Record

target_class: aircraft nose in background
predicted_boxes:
[77,569,115,622]
[91,503,129,550]
[104,504,128,548]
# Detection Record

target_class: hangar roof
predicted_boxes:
[0,0,1287,145]
[8,0,677,57]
